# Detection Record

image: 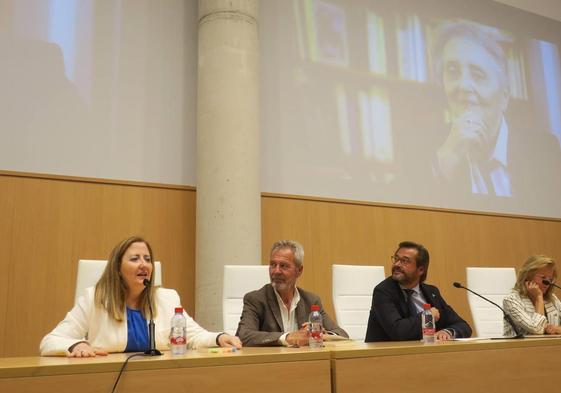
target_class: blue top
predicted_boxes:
[124,307,149,352]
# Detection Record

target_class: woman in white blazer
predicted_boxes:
[40,236,242,357]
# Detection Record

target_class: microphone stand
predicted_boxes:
[453,282,524,339]
[143,279,162,356]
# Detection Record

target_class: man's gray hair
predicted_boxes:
[270,240,305,267]
[432,20,510,89]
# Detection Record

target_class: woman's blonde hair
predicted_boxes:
[514,255,557,301]
[94,236,156,321]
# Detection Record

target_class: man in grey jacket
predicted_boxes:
[236,240,348,346]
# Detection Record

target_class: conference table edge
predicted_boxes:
[328,336,561,359]
[3,337,561,378]
[0,347,332,378]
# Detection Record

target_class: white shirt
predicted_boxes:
[273,287,301,346]
[400,284,427,314]
[469,117,512,197]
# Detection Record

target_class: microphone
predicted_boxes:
[143,279,162,356]
[453,282,523,339]
[542,279,561,291]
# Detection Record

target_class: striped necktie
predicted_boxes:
[404,289,418,317]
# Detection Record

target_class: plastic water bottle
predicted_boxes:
[170,307,187,355]
[421,303,435,344]
[308,304,323,348]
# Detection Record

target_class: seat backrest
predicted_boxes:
[75,259,162,303]
[466,267,516,337]
[332,264,386,340]
[223,265,270,335]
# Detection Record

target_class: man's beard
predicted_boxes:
[391,267,416,286]
[271,281,288,292]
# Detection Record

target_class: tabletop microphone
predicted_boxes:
[453,282,523,339]
[542,279,561,291]
[143,279,162,356]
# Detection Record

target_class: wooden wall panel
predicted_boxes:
[0,173,196,357]
[261,194,561,336]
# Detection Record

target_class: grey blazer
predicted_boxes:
[236,283,348,346]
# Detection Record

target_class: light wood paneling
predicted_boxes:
[332,340,561,393]
[0,361,330,393]
[0,349,331,393]
[0,173,196,357]
[261,194,561,337]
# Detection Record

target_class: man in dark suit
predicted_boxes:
[365,241,471,342]
[236,240,348,346]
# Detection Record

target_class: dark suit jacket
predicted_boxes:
[365,276,472,342]
[236,284,348,346]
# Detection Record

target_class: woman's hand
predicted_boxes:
[436,112,489,180]
[545,324,561,335]
[525,281,545,315]
[68,342,108,358]
[525,281,543,303]
[217,334,242,349]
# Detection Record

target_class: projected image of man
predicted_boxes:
[434,22,512,196]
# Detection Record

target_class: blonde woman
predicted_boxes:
[40,236,241,357]
[503,255,561,336]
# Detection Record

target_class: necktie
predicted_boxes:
[404,289,418,317]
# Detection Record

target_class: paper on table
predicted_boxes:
[454,334,561,341]
[453,337,494,341]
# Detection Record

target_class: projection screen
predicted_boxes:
[1,0,560,218]
[260,0,561,218]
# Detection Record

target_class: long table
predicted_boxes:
[0,347,331,393]
[1,338,560,393]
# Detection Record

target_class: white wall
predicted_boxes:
[495,0,561,22]
[0,0,198,185]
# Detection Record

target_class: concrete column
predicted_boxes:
[196,0,261,330]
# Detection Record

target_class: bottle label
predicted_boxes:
[171,336,186,345]
[310,330,322,340]
[422,327,435,336]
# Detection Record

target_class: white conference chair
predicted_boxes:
[332,264,386,340]
[223,265,270,335]
[466,267,516,337]
[74,259,162,304]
